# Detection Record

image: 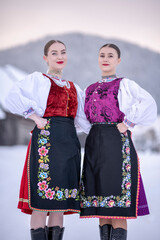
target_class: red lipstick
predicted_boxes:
[57,61,64,64]
[102,64,109,66]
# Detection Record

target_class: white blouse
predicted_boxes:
[5,73,157,134]
[118,78,157,127]
[5,72,91,133]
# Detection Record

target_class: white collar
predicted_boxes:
[47,73,70,88]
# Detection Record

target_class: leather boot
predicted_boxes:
[30,226,48,240]
[99,224,112,240]
[110,227,127,240]
[48,226,65,240]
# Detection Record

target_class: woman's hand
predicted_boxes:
[28,113,47,129]
[117,122,128,135]
[35,117,48,129]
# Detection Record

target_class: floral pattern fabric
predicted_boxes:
[37,119,79,201]
[84,78,125,124]
[80,134,132,209]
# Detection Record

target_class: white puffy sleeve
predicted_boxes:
[74,84,91,134]
[118,78,157,128]
[5,72,50,118]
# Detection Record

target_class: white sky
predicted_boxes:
[1,0,160,52]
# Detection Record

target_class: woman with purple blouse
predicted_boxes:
[80,44,157,240]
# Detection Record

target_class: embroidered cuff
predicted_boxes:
[23,108,35,118]
[123,118,136,128]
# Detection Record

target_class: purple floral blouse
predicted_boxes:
[84,78,125,124]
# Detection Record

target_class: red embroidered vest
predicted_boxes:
[43,74,78,118]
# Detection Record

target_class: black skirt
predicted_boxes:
[80,124,139,219]
[28,116,81,213]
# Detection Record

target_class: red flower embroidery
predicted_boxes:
[38,181,48,191]
[126,164,131,172]
[38,146,48,156]
[125,182,131,189]
[93,200,98,207]
[126,200,131,207]
[108,200,115,208]
[45,189,55,200]
[125,147,130,154]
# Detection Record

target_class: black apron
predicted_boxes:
[80,124,139,218]
[28,116,81,213]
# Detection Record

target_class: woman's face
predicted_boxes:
[98,47,121,75]
[43,42,67,71]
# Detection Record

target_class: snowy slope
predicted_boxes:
[131,116,160,152]
[0,65,27,119]
[0,147,160,240]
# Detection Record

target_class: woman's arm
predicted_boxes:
[5,72,49,118]
[118,78,157,129]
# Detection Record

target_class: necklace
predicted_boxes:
[100,74,117,83]
[48,70,62,78]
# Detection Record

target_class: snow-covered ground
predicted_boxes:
[0,146,160,240]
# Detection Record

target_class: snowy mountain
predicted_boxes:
[0,32,159,113]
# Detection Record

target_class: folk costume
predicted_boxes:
[80,76,157,219]
[6,72,87,215]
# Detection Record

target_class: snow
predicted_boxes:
[0,108,6,119]
[0,65,27,118]
[132,117,160,143]
[4,65,27,81]
[0,146,160,240]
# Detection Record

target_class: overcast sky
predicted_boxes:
[1,0,160,52]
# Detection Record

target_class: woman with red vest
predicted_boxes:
[5,40,89,240]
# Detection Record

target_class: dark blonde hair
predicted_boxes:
[44,40,66,56]
[100,44,121,58]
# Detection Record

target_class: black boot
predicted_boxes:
[30,226,48,240]
[99,224,112,240]
[110,227,127,240]
[48,226,65,240]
